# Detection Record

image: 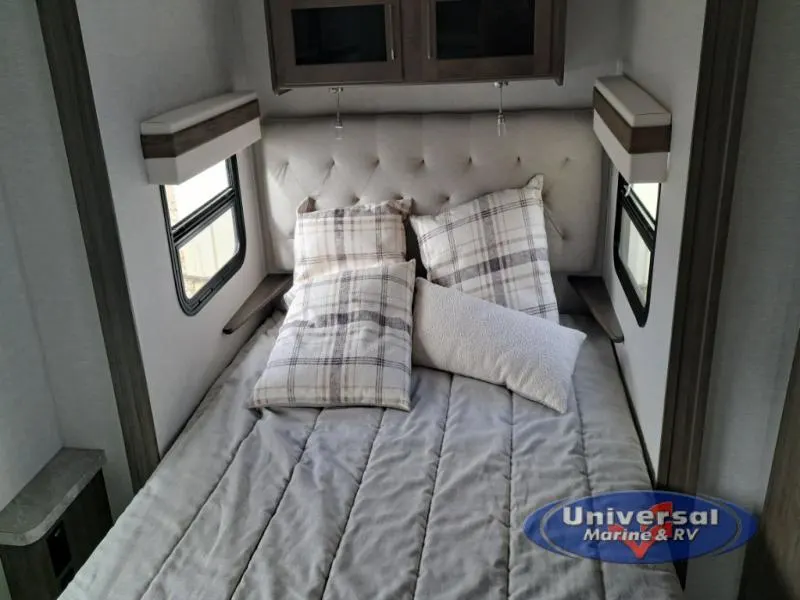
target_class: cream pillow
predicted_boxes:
[412,279,585,413]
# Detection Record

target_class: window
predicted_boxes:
[160,158,246,315]
[613,174,660,326]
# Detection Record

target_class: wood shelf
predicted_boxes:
[223,274,292,335]
[568,275,624,343]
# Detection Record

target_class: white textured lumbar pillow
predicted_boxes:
[412,278,586,413]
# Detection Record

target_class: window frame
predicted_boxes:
[613,173,658,327]
[160,157,246,316]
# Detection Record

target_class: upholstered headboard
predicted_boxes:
[259,111,603,284]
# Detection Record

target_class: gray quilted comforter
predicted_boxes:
[63,314,681,600]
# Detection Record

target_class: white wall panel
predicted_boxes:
[0,182,63,600]
[75,0,266,451]
[603,0,707,470]
[0,0,132,518]
[0,187,62,522]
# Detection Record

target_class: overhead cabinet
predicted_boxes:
[265,0,566,90]
[268,0,404,87]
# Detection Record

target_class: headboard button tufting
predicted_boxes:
[261,111,602,276]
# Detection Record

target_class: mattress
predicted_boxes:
[63,313,681,600]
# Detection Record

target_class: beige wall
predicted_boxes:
[75,0,267,452]
[1,0,134,519]
[1,0,132,592]
[0,181,62,600]
[603,0,707,470]
[0,0,64,515]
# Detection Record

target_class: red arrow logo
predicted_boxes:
[608,502,674,560]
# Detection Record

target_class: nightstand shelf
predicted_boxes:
[568,275,624,343]
[0,449,111,599]
[223,273,292,334]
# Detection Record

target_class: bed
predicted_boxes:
[63,111,681,599]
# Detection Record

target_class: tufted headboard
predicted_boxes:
[259,111,603,295]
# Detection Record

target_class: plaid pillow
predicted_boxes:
[251,261,416,411]
[292,197,411,286]
[409,175,559,322]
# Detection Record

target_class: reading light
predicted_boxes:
[140,92,261,185]
[592,76,672,183]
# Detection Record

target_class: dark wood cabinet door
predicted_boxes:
[410,0,564,83]
[267,0,404,89]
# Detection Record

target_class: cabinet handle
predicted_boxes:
[388,4,396,61]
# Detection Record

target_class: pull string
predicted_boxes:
[495,81,508,137]
[331,87,344,141]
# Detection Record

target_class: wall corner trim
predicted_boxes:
[658,0,759,495]
[35,0,160,490]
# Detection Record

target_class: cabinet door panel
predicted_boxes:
[418,0,556,82]
[434,0,534,60]
[269,0,403,88]
[292,4,387,65]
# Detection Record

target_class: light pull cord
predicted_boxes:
[495,81,509,137]
[331,87,344,141]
